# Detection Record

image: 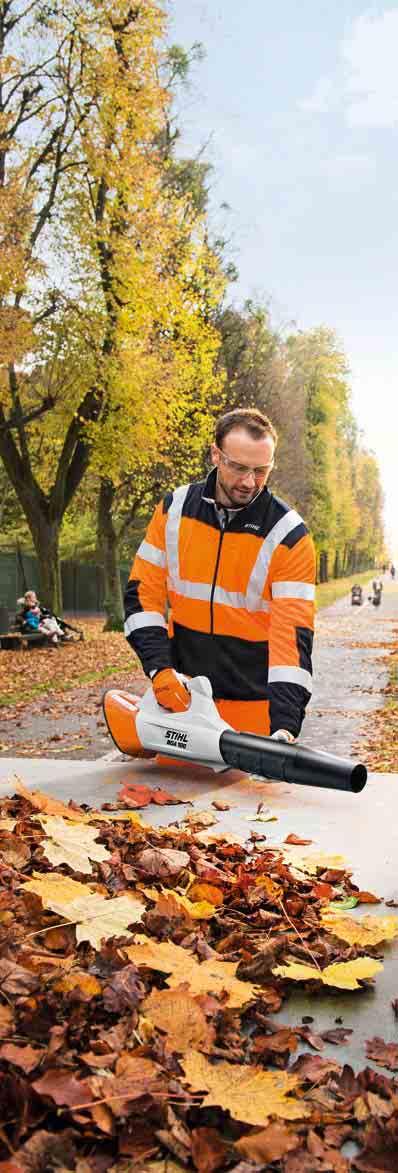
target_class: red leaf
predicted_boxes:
[312,882,333,900]
[284,833,313,845]
[0,1044,43,1073]
[33,1069,93,1108]
[152,787,181,804]
[118,783,182,807]
[118,784,152,808]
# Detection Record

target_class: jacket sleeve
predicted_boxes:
[124,495,173,677]
[266,529,316,737]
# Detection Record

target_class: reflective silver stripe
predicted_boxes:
[165,484,190,588]
[124,611,167,636]
[272,581,315,601]
[136,540,166,568]
[168,578,211,602]
[268,666,312,693]
[214,586,269,612]
[246,510,303,610]
[166,578,270,612]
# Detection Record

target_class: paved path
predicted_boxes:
[1,576,397,760]
[303,575,398,758]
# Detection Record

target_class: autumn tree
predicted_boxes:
[92,40,227,627]
[0,0,225,616]
[216,311,384,580]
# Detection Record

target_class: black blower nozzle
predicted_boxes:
[219,730,367,793]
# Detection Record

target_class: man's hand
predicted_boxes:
[271,729,296,743]
[152,668,191,712]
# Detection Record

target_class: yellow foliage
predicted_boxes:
[126,935,258,1008]
[142,987,215,1054]
[282,847,347,875]
[273,957,383,990]
[160,889,217,920]
[23,872,145,949]
[321,912,398,946]
[54,972,102,999]
[37,816,111,875]
[181,1051,310,1126]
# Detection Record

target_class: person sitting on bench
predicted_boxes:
[21,591,64,646]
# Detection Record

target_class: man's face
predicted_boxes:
[211,426,275,507]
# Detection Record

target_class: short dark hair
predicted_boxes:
[215,407,278,449]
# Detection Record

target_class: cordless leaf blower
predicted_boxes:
[103,675,367,794]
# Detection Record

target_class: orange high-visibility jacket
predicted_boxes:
[124,470,316,737]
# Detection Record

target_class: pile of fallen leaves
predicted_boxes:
[0,782,398,1172]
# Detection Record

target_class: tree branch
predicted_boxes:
[0,395,55,433]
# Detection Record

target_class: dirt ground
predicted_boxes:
[1,578,397,762]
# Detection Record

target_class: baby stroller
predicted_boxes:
[351,584,363,606]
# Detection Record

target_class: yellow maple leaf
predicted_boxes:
[282,847,347,875]
[321,912,398,946]
[37,816,111,875]
[54,972,102,999]
[126,936,257,1008]
[181,1051,309,1125]
[187,882,224,907]
[139,886,216,920]
[95,811,143,826]
[163,889,217,920]
[273,957,383,990]
[23,872,145,949]
[143,987,215,1053]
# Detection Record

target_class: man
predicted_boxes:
[124,408,316,742]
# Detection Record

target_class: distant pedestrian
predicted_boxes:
[391,565,396,580]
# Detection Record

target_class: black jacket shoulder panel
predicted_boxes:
[162,492,174,513]
[281,522,308,548]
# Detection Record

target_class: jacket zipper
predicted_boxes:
[210,510,227,634]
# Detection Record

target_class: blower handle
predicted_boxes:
[219,730,367,793]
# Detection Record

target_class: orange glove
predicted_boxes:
[152,668,191,712]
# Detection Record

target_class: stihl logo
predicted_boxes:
[165,729,188,749]
[244,523,260,530]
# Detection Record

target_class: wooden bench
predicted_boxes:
[0,607,84,651]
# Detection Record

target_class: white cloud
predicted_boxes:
[302,8,398,128]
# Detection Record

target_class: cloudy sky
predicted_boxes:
[169,1,398,555]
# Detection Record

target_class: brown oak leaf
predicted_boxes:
[103,964,145,1013]
[0,1043,43,1073]
[236,1121,299,1164]
[365,1038,398,1071]
[135,847,190,878]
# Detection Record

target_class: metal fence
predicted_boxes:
[0,550,129,614]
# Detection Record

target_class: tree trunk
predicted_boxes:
[97,477,124,630]
[0,380,101,614]
[30,515,62,612]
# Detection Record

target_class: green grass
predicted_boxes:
[0,661,132,708]
[316,571,376,611]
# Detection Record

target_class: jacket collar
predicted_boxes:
[201,467,270,518]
